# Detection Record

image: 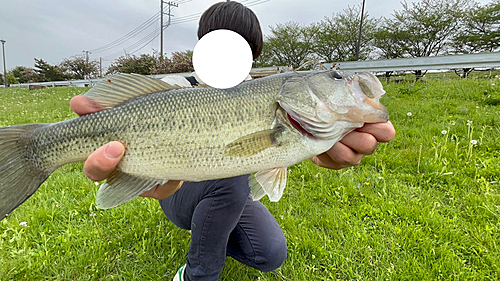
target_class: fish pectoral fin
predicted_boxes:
[249,167,288,202]
[95,170,167,209]
[84,73,182,108]
[223,128,284,157]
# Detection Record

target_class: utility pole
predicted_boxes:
[160,1,178,60]
[99,57,103,78]
[83,50,91,79]
[1,39,7,88]
[160,0,163,60]
[355,0,366,61]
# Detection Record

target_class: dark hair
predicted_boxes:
[197,1,263,60]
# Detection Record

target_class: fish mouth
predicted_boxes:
[278,71,389,140]
[286,112,314,138]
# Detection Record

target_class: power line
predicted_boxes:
[90,1,197,53]
[246,0,271,8]
[89,11,161,53]
[96,0,271,60]
[170,0,270,25]
[170,13,202,25]
[102,26,164,59]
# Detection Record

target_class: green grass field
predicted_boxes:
[0,74,499,280]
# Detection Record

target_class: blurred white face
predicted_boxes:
[193,29,253,89]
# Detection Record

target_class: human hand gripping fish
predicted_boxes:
[0,71,394,219]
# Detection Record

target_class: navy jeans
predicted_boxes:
[159,175,287,281]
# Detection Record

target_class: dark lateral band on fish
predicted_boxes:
[0,71,389,220]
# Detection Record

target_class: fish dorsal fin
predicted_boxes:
[84,73,181,108]
[223,127,284,158]
[249,167,288,202]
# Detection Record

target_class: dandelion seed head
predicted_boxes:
[471,140,477,145]
[94,182,99,186]
[441,130,447,135]
[19,221,28,227]
[407,112,412,116]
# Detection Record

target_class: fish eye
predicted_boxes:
[330,71,343,80]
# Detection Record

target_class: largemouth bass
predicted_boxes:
[0,71,389,220]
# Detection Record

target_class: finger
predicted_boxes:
[340,130,378,155]
[70,96,104,116]
[355,121,395,143]
[139,181,183,200]
[83,141,125,181]
[311,141,364,170]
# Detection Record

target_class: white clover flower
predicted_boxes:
[94,182,99,186]
[19,221,28,227]
[467,120,472,126]
[471,140,477,145]
[441,130,447,135]
[407,112,412,116]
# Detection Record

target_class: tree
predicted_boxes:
[372,23,410,60]
[450,0,500,78]
[169,50,194,74]
[151,50,194,75]
[0,72,17,85]
[314,5,379,62]
[258,22,318,68]
[372,0,471,80]
[10,66,39,83]
[253,44,275,67]
[451,0,500,54]
[374,0,470,59]
[59,55,100,79]
[34,58,66,82]
[107,53,157,75]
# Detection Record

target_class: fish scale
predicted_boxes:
[0,70,389,219]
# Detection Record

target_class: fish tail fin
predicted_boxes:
[0,124,52,220]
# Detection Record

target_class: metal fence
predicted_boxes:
[3,52,499,88]
[325,52,500,72]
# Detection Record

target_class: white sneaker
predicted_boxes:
[173,264,186,281]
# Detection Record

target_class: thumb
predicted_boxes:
[70,95,105,116]
[84,141,125,182]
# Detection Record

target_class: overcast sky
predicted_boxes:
[0,0,492,70]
